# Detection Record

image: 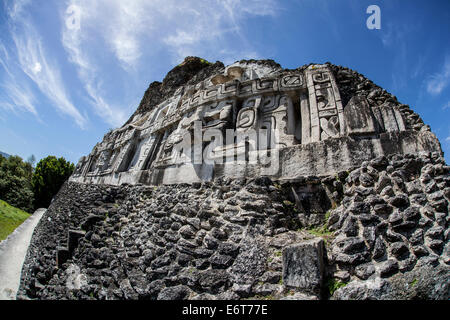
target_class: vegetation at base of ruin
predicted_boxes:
[0,154,34,212]
[0,199,31,240]
[324,210,332,222]
[297,210,335,243]
[306,226,334,238]
[32,156,75,209]
[410,278,418,287]
[326,278,348,296]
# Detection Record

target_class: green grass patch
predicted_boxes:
[327,279,347,296]
[300,223,335,245]
[299,212,335,243]
[324,210,332,222]
[307,226,334,237]
[0,199,31,240]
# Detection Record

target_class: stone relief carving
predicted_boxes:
[72,64,412,185]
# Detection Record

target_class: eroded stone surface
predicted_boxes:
[70,58,440,186]
[282,239,324,295]
[17,58,449,300]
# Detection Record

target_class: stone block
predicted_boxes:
[282,238,324,294]
[344,96,376,135]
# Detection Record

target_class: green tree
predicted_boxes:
[0,155,34,212]
[32,156,74,209]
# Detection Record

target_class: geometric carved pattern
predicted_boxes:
[306,66,345,142]
[72,63,408,186]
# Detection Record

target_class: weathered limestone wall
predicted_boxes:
[18,58,449,300]
[18,152,449,300]
[70,59,443,186]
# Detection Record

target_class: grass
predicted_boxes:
[299,210,336,244]
[0,199,31,241]
[327,279,348,296]
[307,226,334,237]
[306,225,335,245]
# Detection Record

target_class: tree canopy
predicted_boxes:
[0,155,34,212]
[32,156,74,209]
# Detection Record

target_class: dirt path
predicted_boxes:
[0,208,46,300]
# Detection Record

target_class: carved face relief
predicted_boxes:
[320,116,340,140]
[312,72,330,84]
[237,108,256,129]
[179,108,202,133]
[261,95,280,113]
[202,100,235,130]
[236,96,262,130]
[97,150,112,171]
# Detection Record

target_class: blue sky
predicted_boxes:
[1,0,450,164]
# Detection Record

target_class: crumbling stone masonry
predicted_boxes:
[18,58,449,300]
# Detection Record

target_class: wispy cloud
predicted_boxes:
[60,0,279,127]
[0,33,37,117]
[61,1,129,127]
[2,0,87,128]
[3,0,279,129]
[12,23,87,128]
[0,81,37,115]
[4,0,31,20]
[63,0,279,64]
[425,55,450,96]
[443,101,450,110]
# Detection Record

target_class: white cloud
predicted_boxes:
[63,0,279,65]
[11,23,87,128]
[4,0,31,21]
[446,136,450,142]
[1,0,87,128]
[0,81,38,115]
[426,55,450,96]
[0,28,37,117]
[443,101,450,110]
[60,0,279,127]
[61,1,129,127]
[31,62,41,74]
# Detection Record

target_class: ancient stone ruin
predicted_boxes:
[18,57,449,300]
